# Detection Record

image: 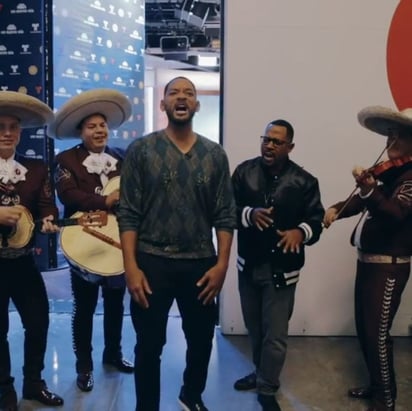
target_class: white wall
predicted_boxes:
[220,0,412,335]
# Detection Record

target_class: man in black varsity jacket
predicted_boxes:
[231,119,324,411]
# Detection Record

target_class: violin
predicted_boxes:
[362,155,412,179]
[324,153,412,228]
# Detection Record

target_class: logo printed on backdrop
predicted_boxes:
[30,23,40,33]
[0,1,46,156]
[91,1,105,11]
[21,44,30,54]
[0,44,13,55]
[10,4,34,14]
[53,0,145,151]
[1,24,23,34]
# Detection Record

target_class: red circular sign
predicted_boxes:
[387,0,412,110]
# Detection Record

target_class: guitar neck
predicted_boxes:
[2,207,106,249]
[34,210,107,230]
[35,217,80,230]
[57,217,83,227]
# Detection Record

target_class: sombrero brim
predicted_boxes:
[47,88,132,139]
[0,91,54,128]
[358,105,412,136]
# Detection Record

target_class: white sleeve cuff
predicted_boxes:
[298,222,312,244]
[241,207,254,227]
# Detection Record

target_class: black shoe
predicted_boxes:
[102,356,134,373]
[366,404,395,411]
[0,379,17,411]
[366,400,395,411]
[234,372,257,391]
[22,380,64,407]
[178,386,209,411]
[347,386,373,399]
[76,372,94,392]
[257,394,281,411]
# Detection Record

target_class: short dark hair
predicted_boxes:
[163,76,197,96]
[266,119,294,141]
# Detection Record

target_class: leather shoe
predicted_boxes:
[234,372,257,391]
[257,394,281,411]
[365,400,395,411]
[22,380,64,406]
[0,380,17,411]
[76,372,94,392]
[103,357,134,373]
[348,386,373,399]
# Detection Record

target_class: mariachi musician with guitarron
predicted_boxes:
[47,89,134,393]
[323,106,412,411]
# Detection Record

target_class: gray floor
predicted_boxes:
[7,268,412,411]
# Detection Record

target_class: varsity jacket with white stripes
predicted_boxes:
[232,157,324,283]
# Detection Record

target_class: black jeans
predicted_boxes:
[70,270,126,373]
[0,255,49,382]
[131,252,218,411]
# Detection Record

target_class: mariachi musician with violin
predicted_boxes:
[323,106,412,411]
[47,89,134,393]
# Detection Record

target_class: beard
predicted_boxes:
[165,108,196,126]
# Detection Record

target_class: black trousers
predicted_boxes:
[355,260,410,409]
[130,252,218,411]
[70,270,126,373]
[0,255,49,383]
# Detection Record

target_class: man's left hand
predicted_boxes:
[276,228,304,253]
[352,166,377,195]
[41,215,60,233]
[196,264,227,305]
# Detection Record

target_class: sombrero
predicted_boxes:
[358,105,412,137]
[0,90,54,128]
[47,88,132,139]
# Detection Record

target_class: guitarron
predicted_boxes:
[59,177,124,283]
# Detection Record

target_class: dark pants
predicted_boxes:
[238,263,296,394]
[0,255,49,383]
[355,260,410,409]
[130,252,218,411]
[70,270,126,373]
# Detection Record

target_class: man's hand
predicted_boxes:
[0,206,22,226]
[323,207,338,228]
[251,207,274,231]
[41,215,60,233]
[126,266,152,308]
[196,264,227,305]
[352,166,376,196]
[105,189,120,209]
[276,228,304,253]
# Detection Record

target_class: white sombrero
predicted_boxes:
[0,90,54,128]
[47,88,132,139]
[358,105,412,137]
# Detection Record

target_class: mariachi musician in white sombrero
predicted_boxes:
[0,91,64,410]
[47,89,134,393]
[324,106,412,411]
